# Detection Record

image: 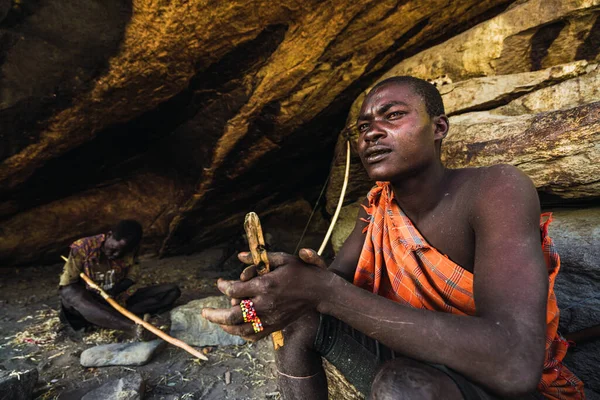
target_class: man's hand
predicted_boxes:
[201,248,328,341]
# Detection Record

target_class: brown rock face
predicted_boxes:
[444,102,600,198]
[375,0,600,82]
[0,172,186,265]
[0,0,516,264]
[440,61,592,116]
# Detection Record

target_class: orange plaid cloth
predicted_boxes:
[353,182,584,399]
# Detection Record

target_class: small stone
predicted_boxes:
[81,373,144,400]
[170,296,245,347]
[0,369,38,400]
[80,340,164,367]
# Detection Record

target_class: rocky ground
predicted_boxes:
[0,252,281,400]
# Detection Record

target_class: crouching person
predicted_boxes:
[59,220,180,339]
[202,77,584,399]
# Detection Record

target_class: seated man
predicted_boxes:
[59,220,180,338]
[203,77,585,399]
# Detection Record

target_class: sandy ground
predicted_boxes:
[0,253,281,400]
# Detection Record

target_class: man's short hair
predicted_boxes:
[112,220,143,246]
[370,76,445,118]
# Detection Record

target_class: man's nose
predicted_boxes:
[364,121,386,143]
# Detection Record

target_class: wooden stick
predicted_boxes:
[244,213,285,350]
[244,213,270,275]
[60,256,208,361]
[318,140,351,256]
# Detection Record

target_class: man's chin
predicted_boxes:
[367,169,393,182]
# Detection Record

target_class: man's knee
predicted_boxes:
[59,284,87,308]
[147,283,180,302]
[370,359,463,400]
[165,284,181,299]
[281,312,320,350]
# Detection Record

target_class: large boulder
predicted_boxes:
[493,63,600,115]
[550,208,600,397]
[372,0,600,82]
[80,340,164,367]
[440,61,594,116]
[443,102,600,199]
[170,296,246,347]
[0,369,38,400]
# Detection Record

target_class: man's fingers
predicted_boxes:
[218,324,271,341]
[238,252,253,265]
[237,251,297,269]
[299,248,327,269]
[217,278,260,299]
[201,307,244,325]
[218,323,255,338]
[240,265,258,281]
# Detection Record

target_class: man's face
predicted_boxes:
[103,232,129,260]
[356,83,444,183]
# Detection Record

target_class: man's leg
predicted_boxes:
[370,358,464,400]
[315,315,501,400]
[59,284,134,332]
[275,312,328,400]
[126,283,181,315]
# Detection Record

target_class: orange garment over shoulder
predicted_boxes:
[353,182,584,400]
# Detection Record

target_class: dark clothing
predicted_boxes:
[314,314,546,399]
[59,283,180,331]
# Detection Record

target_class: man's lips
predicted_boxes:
[363,145,392,163]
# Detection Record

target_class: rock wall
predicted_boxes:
[0,0,518,264]
[326,0,600,396]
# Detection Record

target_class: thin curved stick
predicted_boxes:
[318,140,351,256]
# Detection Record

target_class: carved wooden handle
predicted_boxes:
[243,212,285,349]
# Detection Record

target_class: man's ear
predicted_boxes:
[433,115,449,141]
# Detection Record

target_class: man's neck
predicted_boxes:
[390,161,448,223]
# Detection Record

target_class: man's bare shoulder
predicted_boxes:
[448,164,539,222]
[457,164,540,223]
[474,164,536,195]
[451,164,535,195]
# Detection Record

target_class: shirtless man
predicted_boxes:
[202,77,584,399]
[59,220,180,337]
